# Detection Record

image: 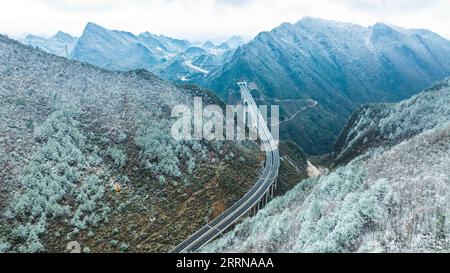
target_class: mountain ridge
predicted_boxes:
[203,17,450,154]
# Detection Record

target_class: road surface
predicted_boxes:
[171,82,280,253]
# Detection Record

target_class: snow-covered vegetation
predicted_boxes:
[135,120,208,181]
[204,122,450,253]
[4,108,109,252]
[205,17,450,154]
[203,79,450,253]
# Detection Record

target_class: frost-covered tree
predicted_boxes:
[203,122,450,253]
[6,108,107,252]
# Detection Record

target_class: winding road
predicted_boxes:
[277,100,318,126]
[171,82,280,253]
[184,60,210,74]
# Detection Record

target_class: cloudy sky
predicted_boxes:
[1,0,449,41]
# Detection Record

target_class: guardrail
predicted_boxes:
[171,82,280,253]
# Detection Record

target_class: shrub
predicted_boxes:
[118,132,127,143]
[82,247,91,254]
[15,97,26,106]
[119,243,129,252]
[107,147,127,168]
[0,240,11,253]
[109,240,118,247]
[158,175,166,185]
[135,121,206,181]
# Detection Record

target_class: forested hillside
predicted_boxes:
[334,78,450,165]
[203,78,450,253]
[0,35,263,253]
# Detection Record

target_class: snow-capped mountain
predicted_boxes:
[204,17,450,154]
[203,77,450,253]
[21,31,78,57]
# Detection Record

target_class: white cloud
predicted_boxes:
[0,0,449,41]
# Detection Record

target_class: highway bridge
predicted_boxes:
[171,82,280,253]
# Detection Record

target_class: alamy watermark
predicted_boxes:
[171,97,279,151]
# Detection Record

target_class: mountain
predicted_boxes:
[61,23,236,82]
[183,46,208,58]
[155,46,237,83]
[21,23,193,73]
[70,24,154,70]
[203,78,450,253]
[226,36,247,49]
[202,41,216,49]
[21,31,78,57]
[217,42,230,51]
[138,32,191,55]
[69,23,192,71]
[203,17,450,154]
[334,78,450,166]
[191,54,223,72]
[0,35,262,253]
[18,24,240,85]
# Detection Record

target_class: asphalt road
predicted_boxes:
[171,82,280,253]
